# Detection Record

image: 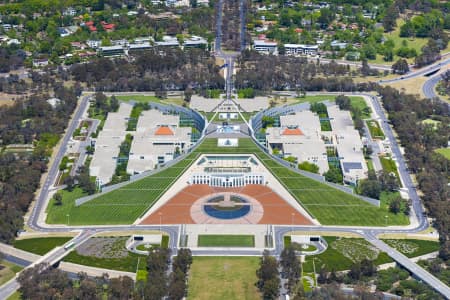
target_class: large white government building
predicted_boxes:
[89,103,192,186]
[188,155,265,188]
[265,110,330,174]
[126,110,192,175]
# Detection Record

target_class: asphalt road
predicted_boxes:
[380,57,450,84]
[6,4,448,298]
[28,94,91,232]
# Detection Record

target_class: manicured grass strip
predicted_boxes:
[187,257,260,300]
[380,156,400,179]
[197,235,255,247]
[0,260,23,286]
[13,237,72,255]
[63,250,145,273]
[366,120,385,139]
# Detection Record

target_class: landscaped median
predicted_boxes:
[284,236,440,273]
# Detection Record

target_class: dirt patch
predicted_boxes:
[76,237,129,258]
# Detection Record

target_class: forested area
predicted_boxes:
[235,50,377,92]
[17,247,192,300]
[376,86,450,261]
[70,48,224,92]
[0,86,78,243]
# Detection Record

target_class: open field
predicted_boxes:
[0,260,23,286]
[46,138,409,226]
[13,237,72,255]
[114,95,184,106]
[435,148,450,160]
[187,257,260,300]
[387,75,427,97]
[198,235,255,247]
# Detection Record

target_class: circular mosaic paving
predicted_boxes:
[190,193,264,224]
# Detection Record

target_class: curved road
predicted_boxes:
[1,3,448,299]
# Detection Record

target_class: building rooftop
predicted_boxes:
[282,127,304,136]
[155,126,175,136]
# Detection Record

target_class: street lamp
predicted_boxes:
[66,214,70,226]
[291,213,295,232]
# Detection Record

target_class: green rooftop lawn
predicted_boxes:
[46,138,409,226]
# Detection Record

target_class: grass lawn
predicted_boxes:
[187,257,260,300]
[302,237,393,272]
[64,249,145,273]
[350,97,371,119]
[0,260,23,286]
[13,237,72,255]
[6,292,21,300]
[366,159,374,172]
[435,148,450,160]
[367,120,385,139]
[47,138,408,226]
[382,239,439,258]
[198,235,255,247]
[380,156,400,179]
[46,153,199,225]
[114,95,184,106]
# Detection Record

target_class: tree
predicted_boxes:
[392,59,409,75]
[324,166,343,183]
[63,176,75,191]
[184,86,193,103]
[358,179,381,199]
[110,95,119,112]
[261,116,274,128]
[335,95,351,110]
[382,4,398,32]
[53,193,62,206]
[256,250,280,300]
[389,196,402,214]
[298,161,319,174]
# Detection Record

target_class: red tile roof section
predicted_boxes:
[282,127,304,136]
[155,126,174,136]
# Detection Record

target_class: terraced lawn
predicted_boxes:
[46,138,409,226]
[46,154,199,225]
